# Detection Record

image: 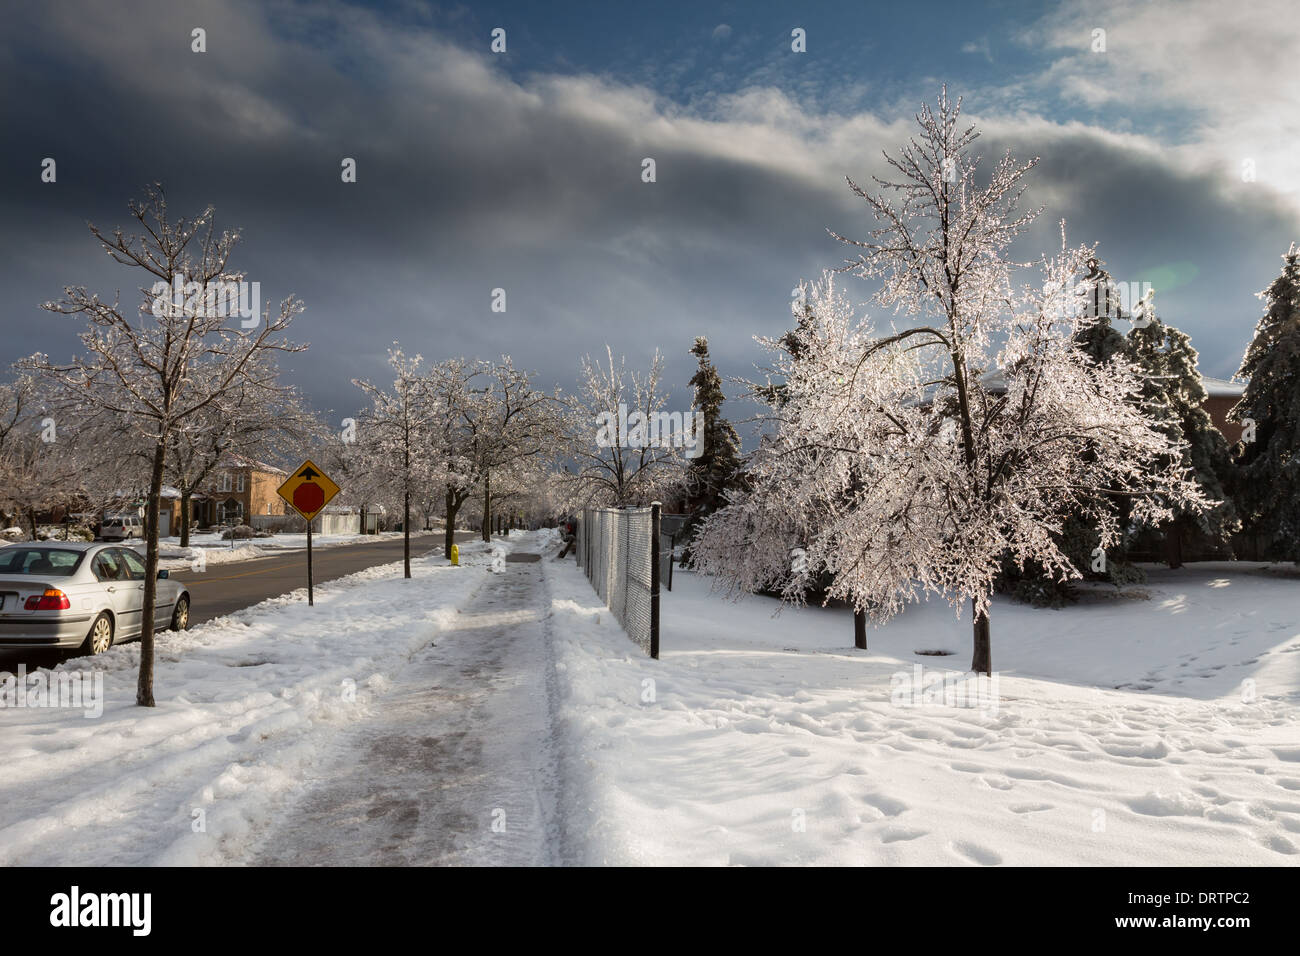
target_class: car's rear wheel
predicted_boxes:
[170,595,190,631]
[83,613,114,655]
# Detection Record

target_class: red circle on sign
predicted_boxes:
[293,483,325,515]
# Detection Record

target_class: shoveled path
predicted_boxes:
[251,554,567,866]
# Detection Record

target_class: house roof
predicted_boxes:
[216,452,288,475]
[918,369,1245,402]
[1200,375,1246,398]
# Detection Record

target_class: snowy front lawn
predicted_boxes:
[546,558,1300,866]
[0,537,499,866]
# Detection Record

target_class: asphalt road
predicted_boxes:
[0,531,475,673]
[175,531,463,626]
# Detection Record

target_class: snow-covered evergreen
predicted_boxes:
[1231,244,1300,561]
[679,337,742,550]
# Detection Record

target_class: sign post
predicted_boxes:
[276,459,341,607]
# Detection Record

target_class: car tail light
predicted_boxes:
[24,589,71,611]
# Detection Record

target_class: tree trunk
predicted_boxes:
[971,600,992,675]
[137,440,166,707]
[180,491,192,548]
[1165,517,1184,569]
[444,487,459,559]
[28,509,37,541]
[403,488,411,578]
[481,471,491,543]
[854,608,867,650]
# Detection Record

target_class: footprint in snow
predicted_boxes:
[879,826,928,843]
[950,840,1002,866]
[859,792,908,817]
[1258,833,1298,855]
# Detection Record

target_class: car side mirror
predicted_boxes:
[157,569,170,579]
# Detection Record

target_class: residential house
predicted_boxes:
[198,454,288,527]
[1200,376,1246,445]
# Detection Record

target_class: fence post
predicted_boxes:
[665,529,673,592]
[650,501,661,660]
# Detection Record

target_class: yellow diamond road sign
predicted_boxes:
[277,459,340,522]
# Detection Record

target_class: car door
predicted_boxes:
[110,548,149,638]
[117,547,175,629]
[91,550,141,638]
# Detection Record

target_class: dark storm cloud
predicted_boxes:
[1,0,1294,429]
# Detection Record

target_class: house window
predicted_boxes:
[237,474,246,493]
[218,473,232,492]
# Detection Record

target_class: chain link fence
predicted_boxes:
[576,503,660,658]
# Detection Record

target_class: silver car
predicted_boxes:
[0,543,190,654]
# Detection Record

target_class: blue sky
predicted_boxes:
[1,0,1297,422]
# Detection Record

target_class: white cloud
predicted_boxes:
[961,37,993,62]
[1019,0,1300,209]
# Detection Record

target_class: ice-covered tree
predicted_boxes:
[315,412,392,536]
[24,186,303,705]
[466,358,560,543]
[1230,244,1300,561]
[559,347,689,508]
[693,90,1207,673]
[0,373,87,537]
[353,347,443,577]
[426,358,480,558]
[166,366,310,546]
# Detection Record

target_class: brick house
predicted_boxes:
[1200,376,1246,445]
[197,454,288,527]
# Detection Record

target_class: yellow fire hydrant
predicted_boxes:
[450,544,459,566]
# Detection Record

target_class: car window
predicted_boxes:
[0,548,83,576]
[117,549,147,580]
[93,551,123,581]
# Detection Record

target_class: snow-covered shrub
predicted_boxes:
[36,524,95,542]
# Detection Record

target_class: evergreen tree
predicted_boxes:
[1124,293,1238,566]
[1073,261,1129,365]
[1230,244,1300,561]
[680,338,741,550]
